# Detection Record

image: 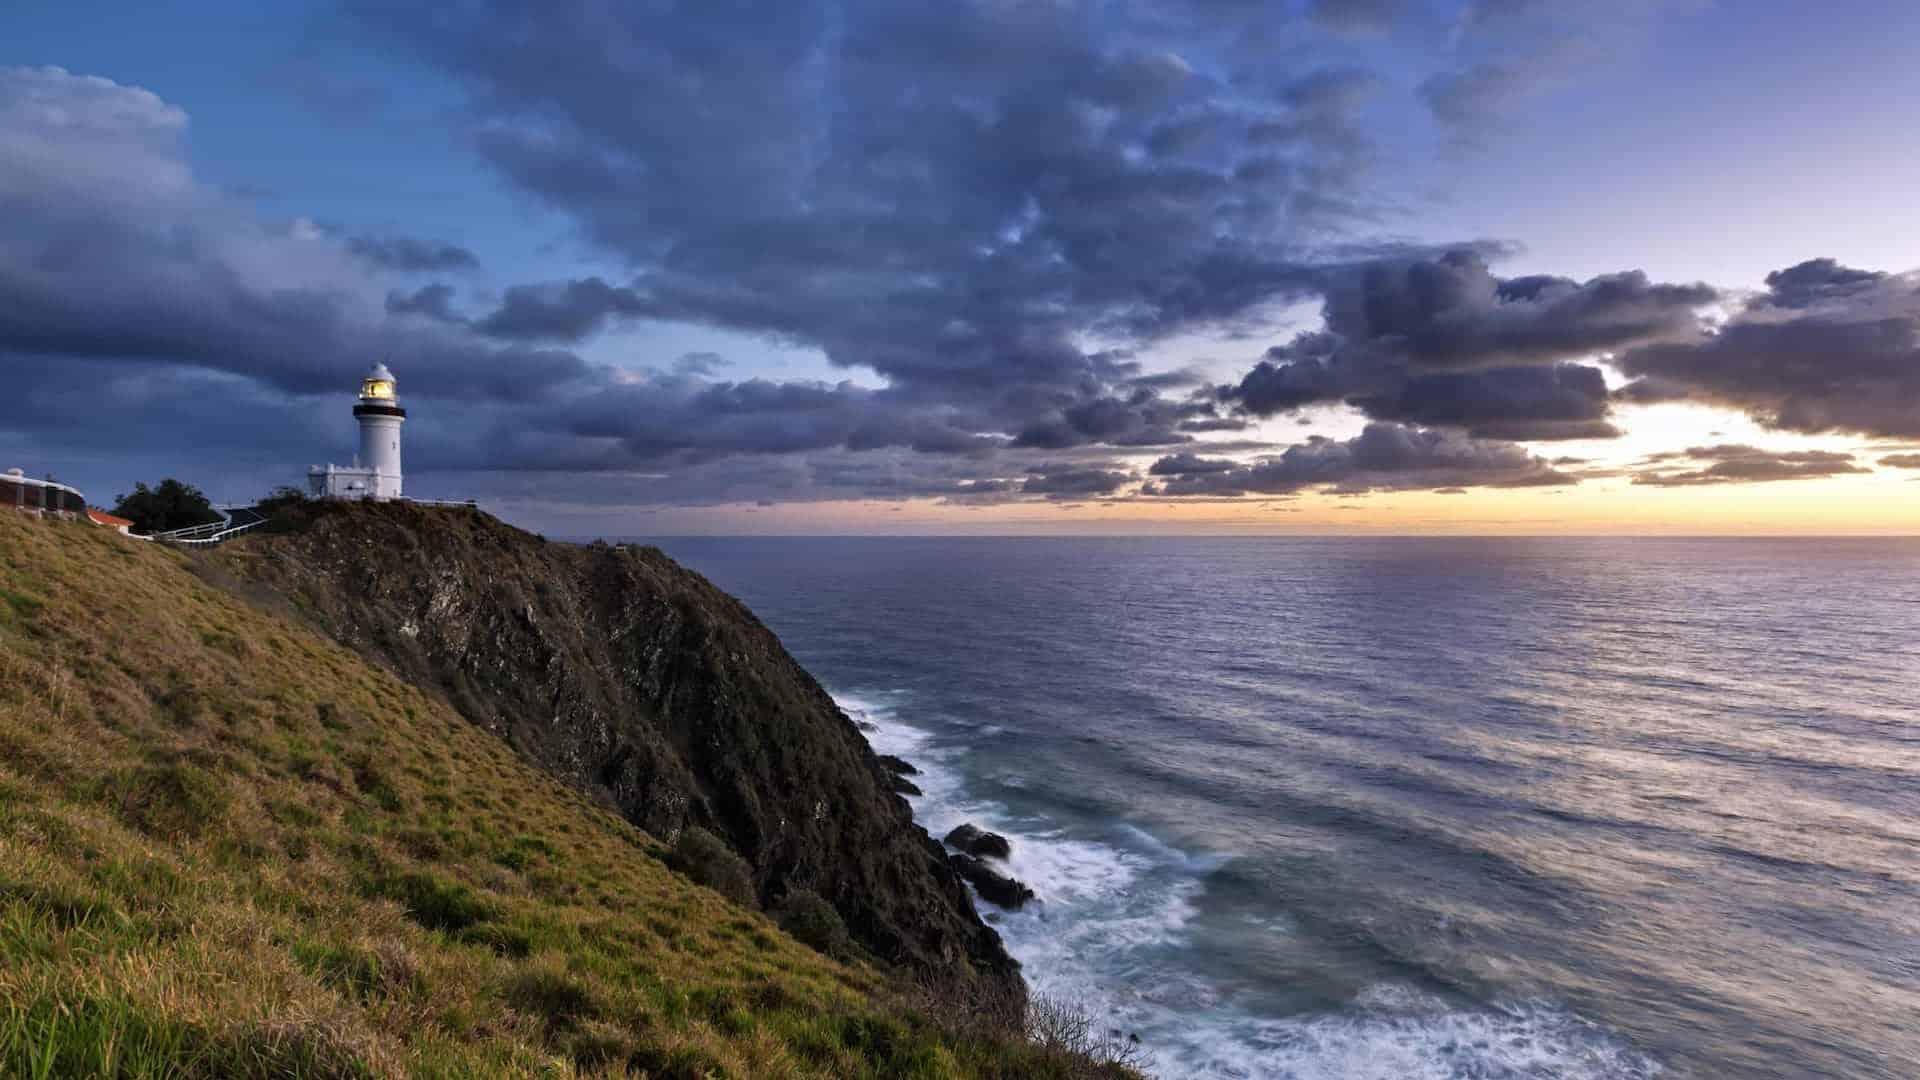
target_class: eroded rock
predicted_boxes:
[949,852,1035,910]
[944,823,1012,860]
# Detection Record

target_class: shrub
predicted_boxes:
[667,827,755,906]
[1024,995,1148,1076]
[776,889,851,959]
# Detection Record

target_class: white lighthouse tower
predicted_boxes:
[308,363,406,501]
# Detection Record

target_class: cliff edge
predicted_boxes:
[208,499,1018,1002]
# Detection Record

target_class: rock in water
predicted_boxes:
[878,754,920,776]
[945,823,1013,860]
[891,775,924,796]
[208,500,1021,1005]
[949,853,1036,910]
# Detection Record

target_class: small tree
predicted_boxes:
[112,478,221,535]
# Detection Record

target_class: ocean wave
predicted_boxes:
[837,689,1661,1080]
[1210,986,1664,1080]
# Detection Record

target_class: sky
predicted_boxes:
[3,0,1919,535]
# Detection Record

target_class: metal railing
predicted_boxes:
[147,497,478,546]
[150,506,270,547]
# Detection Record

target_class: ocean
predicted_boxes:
[645,536,1920,1079]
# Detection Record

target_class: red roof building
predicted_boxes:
[87,508,135,533]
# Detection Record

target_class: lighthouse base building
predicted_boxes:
[309,364,406,501]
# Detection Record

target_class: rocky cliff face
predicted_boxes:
[207,500,1019,1001]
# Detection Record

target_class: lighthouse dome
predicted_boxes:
[360,363,398,401]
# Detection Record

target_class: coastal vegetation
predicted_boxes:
[207,498,1021,1003]
[0,510,1140,1077]
[108,478,221,536]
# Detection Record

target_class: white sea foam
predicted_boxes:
[1193,987,1665,1080]
[837,690,1660,1079]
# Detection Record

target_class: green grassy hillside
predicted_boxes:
[0,512,1138,1078]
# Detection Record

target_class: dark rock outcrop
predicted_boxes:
[878,754,920,777]
[207,501,1019,1001]
[891,776,925,797]
[950,853,1036,910]
[945,823,1013,861]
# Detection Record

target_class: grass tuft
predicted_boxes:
[118,759,229,839]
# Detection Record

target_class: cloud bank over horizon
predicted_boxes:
[2,1,1916,526]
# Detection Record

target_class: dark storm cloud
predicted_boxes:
[1149,453,1239,476]
[1351,364,1620,441]
[1141,422,1572,496]
[0,66,587,406]
[1021,465,1135,499]
[385,283,460,321]
[453,448,1047,509]
[1752,257,1886,310]
[1315,251,1714,372]
[345,233,480,272]
[343,0,1400,446]
[1010,389,1212,450]
[536,376,1008,463]
[0,56,1153,506]
[477,278,651,342]
[5,17,1894,525]
[1630,445,1867,487]
[1615,259,1920,438]
[1220,250,1711,437]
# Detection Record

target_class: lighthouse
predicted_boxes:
[308,363,406,501]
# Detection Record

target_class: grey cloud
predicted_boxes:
[672,352,730,376]
[1754,258,1886,310]
[1616,260,1920,437]
[1021,466,1134,498]
[1878,453,1920,469]
[346,1,1392,448]
[346,233,480,272]
[1011,390,1205,450]
[0,66,588,405]
[477,278,651,342]
[545,376,1006,462]
[1149,453,1240,476]
[1142,421,1572,496]
[1318,252,1713,371]
[1221,250,1711,436]
[1351,364,1620,441]
[1631,445,1867,487]
[386,282,461,321]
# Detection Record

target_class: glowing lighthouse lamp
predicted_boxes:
[308,363,407,501]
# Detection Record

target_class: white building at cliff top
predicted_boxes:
[309,363,406,501]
